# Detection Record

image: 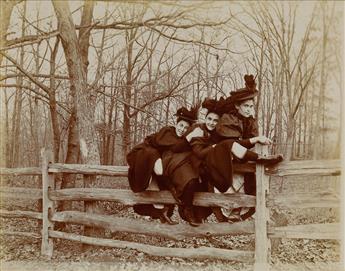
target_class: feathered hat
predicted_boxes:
[229,74,258,104]
[201,97,226,116]
[175,103,199,125]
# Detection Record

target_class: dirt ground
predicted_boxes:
[0,175,342,271]
[0,206,341,271]
[1,260,344,271]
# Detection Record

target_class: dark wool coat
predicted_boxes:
[157,127,199,197]
[200,111,258,193]
[189,123,218,161]
[217,111,259,219]
[187,123,220,220]
[127,143,160,193]
[216,111,258,141]
[127,126,196,195]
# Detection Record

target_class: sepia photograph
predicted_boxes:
[0,1,343,270]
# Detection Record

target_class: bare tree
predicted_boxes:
[52,0,105,240]
[231,2,319,159]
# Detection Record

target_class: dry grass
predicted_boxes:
[0,174,342,270]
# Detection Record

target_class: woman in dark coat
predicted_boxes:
[185,97,226,222]
[205,74,283,221]
[126,105,202,226]
[178,97,252,222]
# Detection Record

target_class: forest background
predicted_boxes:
[0,0,343,172]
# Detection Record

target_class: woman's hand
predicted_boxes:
[186,127,204,142]
[250,135,272,145]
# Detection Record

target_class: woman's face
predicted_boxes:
[205,112,219,131]
[235,99,255,118]
[175,120,190,137]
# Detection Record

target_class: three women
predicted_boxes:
[127,74,283,225]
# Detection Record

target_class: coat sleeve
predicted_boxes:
[236,139,254,149]
[149,127,176,148]
[239,117,258,149]
[190,137,214,159]
[169,138,190,153]
[148,126,190,153]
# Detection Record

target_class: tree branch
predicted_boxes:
[148,25,236,53]
[0,73,69,82]
[0,83,48,100]
[95,88,161,122]
[0,51,51,94]
[130,63,196,118]
[1,30,59,51]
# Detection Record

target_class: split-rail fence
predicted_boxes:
[0,145,341,270]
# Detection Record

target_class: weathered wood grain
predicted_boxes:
[49,230,254,262]
[48,163,128,176]
[266,159,341,177]
[50,188,256,208]
[2,231,41,239]
[268,223,341,240]
[0,209,42,220]
[51,211,255,241]
[41,149,55,258]
[254,145,270,271]
[0,187,42,199]
[0,167,41,175]
[267,192,340,208]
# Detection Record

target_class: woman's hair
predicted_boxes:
[175,103,200,125]
[234,97,254,106]
[219,74,258,113]
[201,97,225,117]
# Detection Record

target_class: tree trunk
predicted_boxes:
[52,0,102,240]
[11,2,26,167]
[313,4,328,160]
[122,30,135,163]
[28,95,39,166]
[10,82,22,167]
[48,37,61,163]
[285,117,295,160]
[78,0,94,76]
[58,112,79,219]
[30,35,41,166]
[3,88,10,168]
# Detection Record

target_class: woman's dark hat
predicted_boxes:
[229,74,258,103]
[175,104,199,124]
[202,97,226,116]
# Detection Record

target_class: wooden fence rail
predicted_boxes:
[1,187,340,209]
[48,230,255,263]
[0,147,342,271]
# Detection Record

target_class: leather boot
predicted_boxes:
[178,205,187,221]
[183,206,201,227]
[156,175,182,204]
[159,206,178,225]
[227,208,242,223]
[212,207,229,222]
[240,207,255,221]
[257,154,283,165]
[169,186,182,204]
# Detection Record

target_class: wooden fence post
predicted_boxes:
[254,144,271,271]
[41,148,55,258]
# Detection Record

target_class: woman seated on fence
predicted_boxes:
[176,97,225,223]
[195,75,284,222]
[182,95,260,223]
[126,105,202,226]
